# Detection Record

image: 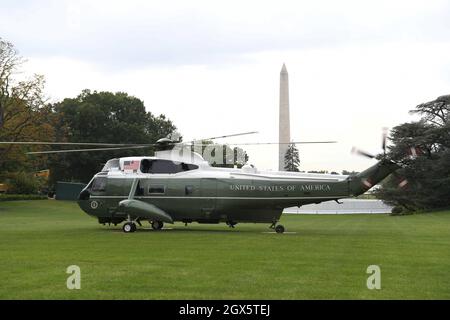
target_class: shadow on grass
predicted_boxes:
[96,225,283,234]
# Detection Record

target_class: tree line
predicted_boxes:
[0,38,176,190]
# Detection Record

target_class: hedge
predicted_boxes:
[0,194,48,201]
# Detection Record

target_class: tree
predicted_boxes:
[0,38,22,128]
[284,143,300,172]
[374,95,450,211]
[0,39,178,187]
[49,90,176,183]
[0,38,55,173]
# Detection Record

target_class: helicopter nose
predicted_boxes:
[77,189,93,215]
[78,189,91,201]
[78,198,105,216]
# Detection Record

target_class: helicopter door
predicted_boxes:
[200,178,217,217]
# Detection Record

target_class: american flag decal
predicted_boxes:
[123,160,140,171]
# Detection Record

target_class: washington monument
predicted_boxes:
[278,63,291,171]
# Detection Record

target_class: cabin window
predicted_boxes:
[140,159,152,173]
[91,177,107,192]
[149,185,165,194]
[140,159,199,174]
[185,185,194,195]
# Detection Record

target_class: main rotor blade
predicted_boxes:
[0,141,141,146]
[26,145,152,155]
[182,141,337,146]
[192,131,258,142]
[351,147,376,159]
[225,141,337,146]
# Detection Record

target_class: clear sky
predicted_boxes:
[1,0,449,172]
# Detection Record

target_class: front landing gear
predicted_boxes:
[270,222,285,234]
[123,222,137,233]
[123,214,138,233]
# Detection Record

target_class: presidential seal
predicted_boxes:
[90,200,99,209]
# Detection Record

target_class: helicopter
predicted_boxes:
[0,130,404,233]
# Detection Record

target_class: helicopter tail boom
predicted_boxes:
[348,159,400,196]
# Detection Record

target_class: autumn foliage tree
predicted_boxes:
[0,38,55,174]
[1,39,178,189]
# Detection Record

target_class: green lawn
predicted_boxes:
[0,200,449,299]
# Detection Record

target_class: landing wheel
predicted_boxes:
[151,221,164,230]
[275,225,285,234]
[123,222,136,233]
[226,221,237,228]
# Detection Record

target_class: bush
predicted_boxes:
[5,172,43,194]
[0,194,47,201]
[391,206,404,215]
[390,205,414,216]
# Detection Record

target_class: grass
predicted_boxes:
[0,200,449,299]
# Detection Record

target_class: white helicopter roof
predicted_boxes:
[108,148,347,182]
[155,149,209,166]
[117,150,208,166]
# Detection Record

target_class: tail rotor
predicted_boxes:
[351,127,409,190]
[351,147,376,159]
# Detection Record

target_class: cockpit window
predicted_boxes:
[140,159,199,174]
[91,177,107,192]
[101,159,120,172]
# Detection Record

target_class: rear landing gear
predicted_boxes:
[270,222,285,234]
[275,225,285,234]
[151,221,164,230]
[226,221,237,228]
[123,222,136,233]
